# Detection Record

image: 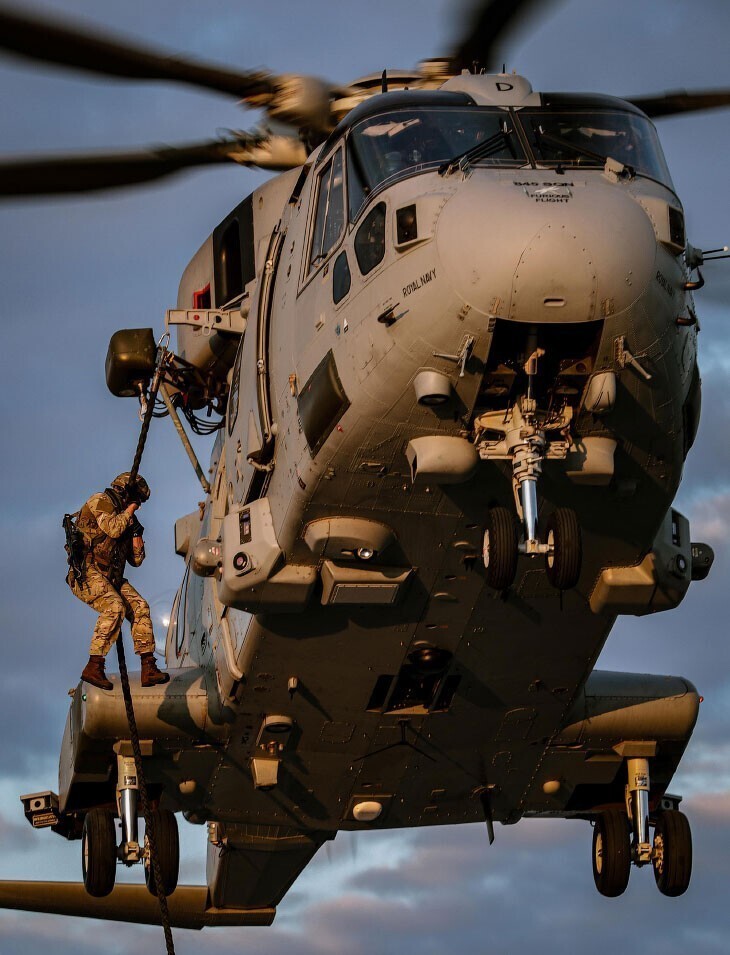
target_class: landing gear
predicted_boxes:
[545,508,582,590]
[589,753,693,898]
[474,335,582,591]
[653,810,692,897]
[592,810,631,897]
[82,808,117,898]
[482,507,518,589]
[144,808,180,897]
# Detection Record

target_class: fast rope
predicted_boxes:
[115,339,176,955]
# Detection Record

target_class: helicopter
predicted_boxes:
[0,0,729,937]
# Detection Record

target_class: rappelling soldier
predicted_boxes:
[67,472,169,691]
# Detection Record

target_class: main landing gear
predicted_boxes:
[80,753,179,898]
[591,756,692,898]
[475,342,582,592]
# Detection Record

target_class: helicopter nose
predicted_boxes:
[436,176,657,322]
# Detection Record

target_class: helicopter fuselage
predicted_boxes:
[46,75,706,915]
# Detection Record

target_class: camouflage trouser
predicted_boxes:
[69,563,155,657]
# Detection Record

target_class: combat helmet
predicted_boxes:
[111,471,151,503]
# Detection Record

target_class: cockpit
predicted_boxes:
[303,90,676,286]
[338,98,673,221]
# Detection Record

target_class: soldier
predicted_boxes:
[68,472,169,691]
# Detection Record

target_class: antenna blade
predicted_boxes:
[0,5,275,99]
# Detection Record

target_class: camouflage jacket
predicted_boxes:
[76,490,145,581]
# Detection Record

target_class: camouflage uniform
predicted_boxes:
[69,485,155,657]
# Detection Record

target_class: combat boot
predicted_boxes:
[140,652,170,687]
[81,655,113,691]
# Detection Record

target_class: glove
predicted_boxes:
[129,515,145,537]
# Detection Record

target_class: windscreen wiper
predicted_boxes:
[534,128,633,177]
[439,125,516,176]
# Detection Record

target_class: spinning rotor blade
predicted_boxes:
[0,881,273,928]
[449,0,562,73]
[0,135,307,198]
[627,89,730,118]
[0,5,274,99]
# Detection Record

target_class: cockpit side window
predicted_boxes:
[308,149,345,273]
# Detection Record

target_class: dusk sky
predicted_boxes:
[0,1,728,953]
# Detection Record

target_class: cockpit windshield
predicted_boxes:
[343,104,674,221]
[347,107,526,220]
[520,110,672,186]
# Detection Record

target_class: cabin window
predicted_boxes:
[220,220,243,304]
[354,202,386,275]
[332,251,351,304]
[308,149,345,273]
[213,194,255,306]
[172,566,190,657]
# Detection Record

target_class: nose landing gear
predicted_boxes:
[476,394,581,591]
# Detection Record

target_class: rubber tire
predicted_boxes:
[545,507,582,590]
[592,810,631,898]
[482,507,518,590]
[653,810,692,897]
[81,809,117,898]
[144,809,180,897]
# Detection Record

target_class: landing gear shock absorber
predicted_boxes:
[117,752,141,864]
[626,757,652,866]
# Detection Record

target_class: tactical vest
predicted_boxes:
[76,490,129,581]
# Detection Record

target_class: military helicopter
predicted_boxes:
[0,0,729,935]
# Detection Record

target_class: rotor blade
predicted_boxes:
[449,0,562,73]
[0,135,307,199]
[0,881,273,928]
[0,5,275,99]
[626,89,730,119]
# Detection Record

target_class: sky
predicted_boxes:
[0,0,728,952]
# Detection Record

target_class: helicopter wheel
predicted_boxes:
[545,507,582,590]
[592,810,631,898]
[482,507,519,590]
[81,808,117,898]
[652,810,692,897]
[144,808,179,897]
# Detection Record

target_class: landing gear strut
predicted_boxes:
[475,339,582,591]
